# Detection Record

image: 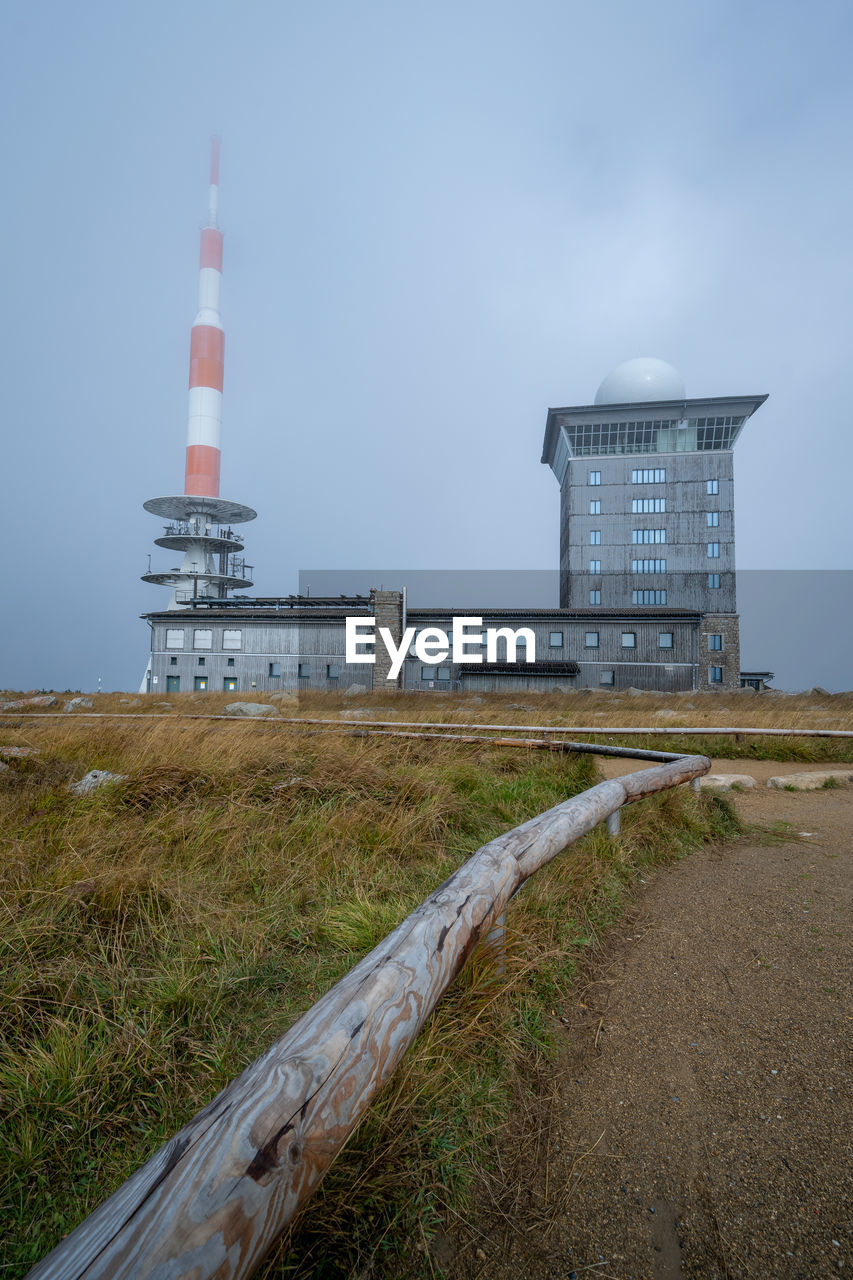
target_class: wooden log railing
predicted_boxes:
[27,745,711,1279]
[1,710,853,739]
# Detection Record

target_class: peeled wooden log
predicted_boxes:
[29,752,708,1280]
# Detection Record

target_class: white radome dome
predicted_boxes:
[594,358,686,406]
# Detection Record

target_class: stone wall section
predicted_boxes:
[697,613,740,690]
[371,589,404,689]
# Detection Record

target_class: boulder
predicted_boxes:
[806,687,831,697]
[700,774,757,792]
[0,746,39,758]
[119,698,140,706]
[63,697,94,712]
[69,769,127,796]
[767,770,853,791]
[1,694,58,710]
[342,683,369,697]
[625,687,646,696]
[339,707,397,720]
[223,702,278,718]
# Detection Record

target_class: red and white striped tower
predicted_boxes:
[143,141,256,609]
[185,138,224,497]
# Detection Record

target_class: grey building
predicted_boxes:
[142,358,768,695]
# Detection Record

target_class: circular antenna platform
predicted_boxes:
[143,496,257,524]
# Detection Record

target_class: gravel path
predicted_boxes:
[452,773,851,1279]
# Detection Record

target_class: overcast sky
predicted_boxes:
[2,0,851,691]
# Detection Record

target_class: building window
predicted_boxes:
[169,656,177,666]
[589,499,601,515]
[193,629,212,650]
[707,573,720,588]
[631,468,666,484]
[585,632,599,648]
[632,559,666,573]
[549,631,563,648]
[269,662,281,677]
[632,497,665,513]
[436,667,451,681]
[589,589,601,604]
[707,542,720,558]
[223,630,242,650]
[599,670,615,686]
[326,664,339,680]
[621,632,636,648]
[631,529,666,544]
[589,470,601,485]
[709,666,723,684]
[298,662,310,678]
[706,511,719,527]
[633,590,667,604]
[193,676,208,691]
[589,559,601,574]
[165,628,184,649]
[227,657,235,667]
[223,677,237,691]
[707,479,719,495]
[421,667,451,681]
[590,530,601,545]
[709,634,723,651]
[659,632,674,648]
[197,657,205,666]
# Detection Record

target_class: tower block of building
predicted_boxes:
[142,140,256,610]
[541,358,767,689]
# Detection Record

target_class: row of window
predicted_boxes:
[183,666,725,691]
[589,471,720,494]
[583,631,674,649]
[632,529,666,544]
[590,532,723,558]
[633,559,667,573]
[165,628,242,651]
[589,577,720,599]
[591,503,721,526]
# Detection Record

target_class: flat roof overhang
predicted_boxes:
[541,393,769,468]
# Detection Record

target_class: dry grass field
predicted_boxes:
[0,688,847,1276]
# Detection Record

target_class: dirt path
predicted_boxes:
[451,774,851,1279]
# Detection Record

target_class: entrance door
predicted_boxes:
[223,677,237,691]
[166,675,180,692]
[194,676,208,691]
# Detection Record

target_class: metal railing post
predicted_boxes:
[606,808,621,836]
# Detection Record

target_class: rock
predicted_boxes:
[655,709,684,720]
[342,683,369,697]
[737,685,757,694]
[0,760,8,773]
[625,687,646,696]
[339,707,397,719]
[271,692,298,704]
[807,687,830,697]
[154,702,172,708]
[700,774,757,792]
[69,769,127,796]
[223,702,278,717]
[767,770,853,791]
[271,776,306,792]
[1,694,58,710]
[507,703,536,712]
[63,697,94,712]
[119,698,140,706]
[468,696,486,704]
[0,746,39,758]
